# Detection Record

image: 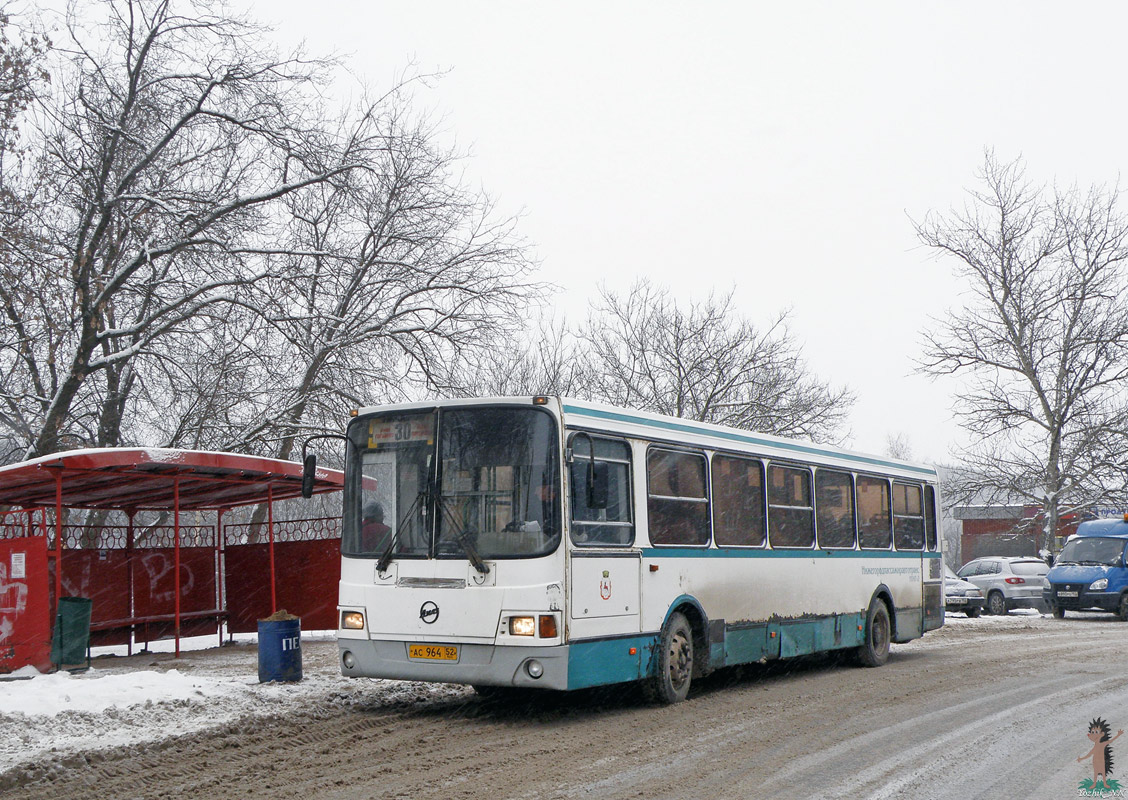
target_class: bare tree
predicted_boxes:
[130,304,273,450]
[0,5,51,462]
[578,280,854,442]
[220,88,542,465]
[915,152,1128,553]
[884,432,914,461]
[449,314,590,398]
[0,0,384,458]
[0,1,550,469]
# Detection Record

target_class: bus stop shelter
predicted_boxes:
[0,449,346,672]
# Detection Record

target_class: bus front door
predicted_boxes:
[566,550,642,688]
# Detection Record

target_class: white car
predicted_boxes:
[956,556,1049,615]
[944,565,984,617]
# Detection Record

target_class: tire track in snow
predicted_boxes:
[769,673,1128,798]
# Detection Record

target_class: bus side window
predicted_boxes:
[815,469,856,549]
[569,435,634,546]
[767,464,815,548]
[893,483,925,550]
[924,485,938,550]
[857,476,892,549]
[712,454,765,547]
[647,448,710,547]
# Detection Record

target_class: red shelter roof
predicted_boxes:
[0,448,343,511]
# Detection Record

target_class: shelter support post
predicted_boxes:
[216,508,225,648]
[268,486,277,614]
[126,510,135,656]
[174,475,181,658]
[54,471,62,620]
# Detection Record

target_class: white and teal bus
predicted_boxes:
[316,396,943,703]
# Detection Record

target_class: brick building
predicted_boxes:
[951,504,1083,567]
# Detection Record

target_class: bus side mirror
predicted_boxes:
[587,461,609,510]
[301,454,316,499]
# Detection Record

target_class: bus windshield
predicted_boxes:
[343,406,561,560]
[1056,537,1126,567]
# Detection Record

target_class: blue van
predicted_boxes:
[1044,517,1128,619]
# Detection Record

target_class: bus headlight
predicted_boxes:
[341,611,365,630]
[509,616,536,636]
[1090,578,1109,591]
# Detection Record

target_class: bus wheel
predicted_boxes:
[856,600,891,667]
[647,611,693,704]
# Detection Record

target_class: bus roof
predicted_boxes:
[351,396,938,480]
[559,398,937,479]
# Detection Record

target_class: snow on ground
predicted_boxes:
[0,632,466,776]
[0,664,244,717]
[0,609,1097,777]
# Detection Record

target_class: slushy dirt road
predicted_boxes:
[6,613,1127,800]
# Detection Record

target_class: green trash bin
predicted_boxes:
[51,596,92,672]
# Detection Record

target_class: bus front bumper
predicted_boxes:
[1044,587,1121,612]
[338,639,570,690]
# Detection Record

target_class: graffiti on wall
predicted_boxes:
[0,538,51,672]
[0,560,30,645]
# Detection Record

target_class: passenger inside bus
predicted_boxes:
[361,501,392,551]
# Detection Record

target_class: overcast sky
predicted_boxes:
[245,1,1128,463]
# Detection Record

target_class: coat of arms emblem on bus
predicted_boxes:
[600,571,612,600]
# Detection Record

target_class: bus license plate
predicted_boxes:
[1057,591,1078,598]
[409,644,459,662]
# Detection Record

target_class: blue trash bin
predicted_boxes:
[257,614,302,683]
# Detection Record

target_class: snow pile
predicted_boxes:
[0,665,245,717]
[0,656,294,774]
[0,637,467,778]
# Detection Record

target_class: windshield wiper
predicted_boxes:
[435,495,490,576]
[455,529,489,575]
[376,490,426,574]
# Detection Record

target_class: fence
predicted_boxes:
[0,510,342,655]
[223,518,341,634]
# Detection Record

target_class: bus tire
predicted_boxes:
[856,599,891,667]
[646,611,694,704]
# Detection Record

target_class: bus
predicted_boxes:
[307,396,943,703]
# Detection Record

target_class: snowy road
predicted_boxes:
[3,612,1126,799]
